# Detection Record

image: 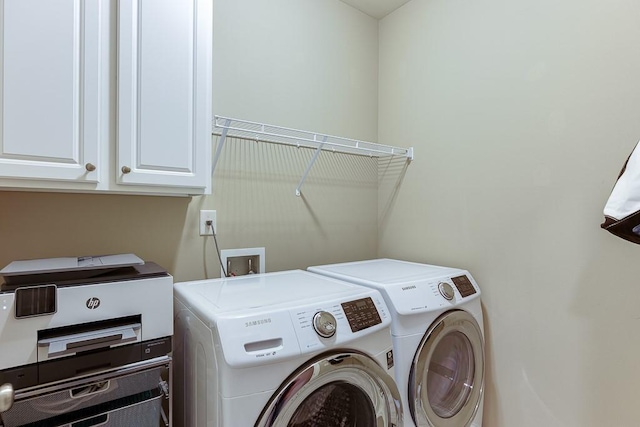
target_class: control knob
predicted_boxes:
[313,311,337,338]
[438,282,455,300]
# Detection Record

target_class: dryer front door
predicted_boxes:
[255,351,402,427]
[409,310,484,427]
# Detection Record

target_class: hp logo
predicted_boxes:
[86,297,101,310]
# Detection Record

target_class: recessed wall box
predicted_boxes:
[220,248,265,277]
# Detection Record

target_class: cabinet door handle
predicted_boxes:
[121,166,132,174]
[85,163,96,172]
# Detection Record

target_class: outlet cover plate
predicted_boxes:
[199,210,217,236]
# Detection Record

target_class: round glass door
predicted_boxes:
[410,310,484,427]
[288,382,375,426]
[256,352,402,427]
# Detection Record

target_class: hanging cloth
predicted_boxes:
[601,141,640,244]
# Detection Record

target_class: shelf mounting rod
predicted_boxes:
[212,118,231,176]
[295,135,328,197]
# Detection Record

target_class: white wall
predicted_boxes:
[379,0,640,426]
[0,0,380,282]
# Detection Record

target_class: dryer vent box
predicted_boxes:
[221,247,265,277]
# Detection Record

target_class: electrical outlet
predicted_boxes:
[199,210,217,236]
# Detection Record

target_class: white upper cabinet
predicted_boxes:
[0,0,103,183]
[117,0,212,190]
[0,0,212,195]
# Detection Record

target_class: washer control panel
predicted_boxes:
[341,297,382,332]
[291,292,389,353]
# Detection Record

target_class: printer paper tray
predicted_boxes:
[38,323,141,359]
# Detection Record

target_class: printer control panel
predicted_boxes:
[14,285,57,318]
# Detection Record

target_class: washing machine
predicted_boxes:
[308,259,484,427]
[172,270,403,427]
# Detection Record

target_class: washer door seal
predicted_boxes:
[409,310,484,427]
[255,351,403,427]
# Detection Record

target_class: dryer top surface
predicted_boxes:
[308,258,465,286]
[308,259,481,320]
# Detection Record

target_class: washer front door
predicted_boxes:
[409,310,484,427]
[255,351,403,427]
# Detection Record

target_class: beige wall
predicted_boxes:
[0,0,380,282]
[6,1,634,424]
[379,0,640,425]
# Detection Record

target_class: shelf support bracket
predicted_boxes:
[295,135,328,197]
[407,147,414,161]
[211,118,231,177]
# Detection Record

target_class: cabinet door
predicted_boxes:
[117,0,212,190]
[0,0,103,183]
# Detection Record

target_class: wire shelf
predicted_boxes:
[211,115,413,196]
[212,116,413,159]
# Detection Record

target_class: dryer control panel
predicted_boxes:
[384,273,480,316]
[451,275,477,297]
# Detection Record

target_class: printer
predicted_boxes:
[0,254,173,427]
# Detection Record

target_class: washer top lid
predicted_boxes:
[174,270,368,316]
[308,258,465,286]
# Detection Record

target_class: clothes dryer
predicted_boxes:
[309,259,484,427]
[173,270,403,427]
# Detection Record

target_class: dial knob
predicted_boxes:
[438,282,455,300]
[313,311,337,338]
[0,383,14,413]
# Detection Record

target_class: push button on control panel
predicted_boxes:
[313,311,337,338]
